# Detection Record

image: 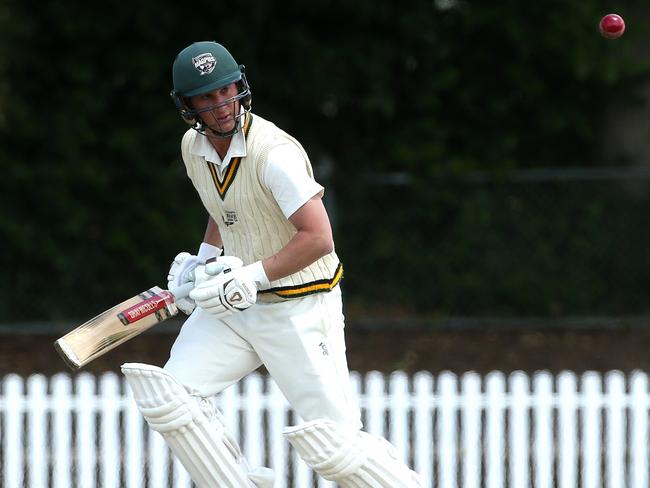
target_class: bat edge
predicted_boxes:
[54,338,82,371]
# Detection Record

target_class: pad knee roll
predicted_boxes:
[122,363,273,488]
[283,419,422,488]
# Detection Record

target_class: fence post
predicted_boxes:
[27,374,48,488]
[389,371,410,461]
[557,371,578,488]
[76,373,97,488]
[605,370,626,488]
[509,371,530,488]
[629,370,649,488]
[147,425,170,488]
[123,379,145,488]
[100,372,121,488]
[486,371,506,488]
[51,373,72,488]
[366,370,386,437]
[438,371,458,488]
[582,371,603,488]
[461,371,481,488]
[413,371,433,486]
[533,371,553,488]
[3,374,24,488]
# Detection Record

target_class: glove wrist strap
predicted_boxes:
[247,261,271,289]
[197,242,222,262]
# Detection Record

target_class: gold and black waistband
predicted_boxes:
[257,263,343,303]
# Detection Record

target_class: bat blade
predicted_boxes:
[54,286,179,370]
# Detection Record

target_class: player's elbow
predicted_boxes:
[318,235,335,256]
[310,230,334,258]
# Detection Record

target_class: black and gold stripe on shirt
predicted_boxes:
[260,262,344,300]
[206,114,254,200]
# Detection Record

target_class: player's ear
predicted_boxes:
[170,90,198,127]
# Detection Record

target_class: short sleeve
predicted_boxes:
[262,143,324,218]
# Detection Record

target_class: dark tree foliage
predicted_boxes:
[1,0,649,322]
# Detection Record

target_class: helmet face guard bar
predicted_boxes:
[200,101,248,138]
[171,74,252,138]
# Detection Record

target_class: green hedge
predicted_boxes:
[1,0,649,321]
[337,178,650,316]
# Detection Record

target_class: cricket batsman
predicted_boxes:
[121,40,423,487]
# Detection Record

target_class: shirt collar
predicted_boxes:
[190,115,248,165]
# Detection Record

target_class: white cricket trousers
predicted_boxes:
[164,286,361,427]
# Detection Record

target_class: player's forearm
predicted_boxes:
[194,217,223,262]
[262,230,333,282]
[203,216,223,248]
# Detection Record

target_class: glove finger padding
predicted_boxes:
[168,252,202,315]
[167,247,229,317]
[205,256,244,277]
[190,271,257,319]
[168,252,201,289]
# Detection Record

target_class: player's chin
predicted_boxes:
[209,119,235,134]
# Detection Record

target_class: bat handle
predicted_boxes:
[169,281,194,300]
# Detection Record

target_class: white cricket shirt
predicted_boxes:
[191,130,323,218]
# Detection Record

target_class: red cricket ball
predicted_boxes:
[599,13,625,39]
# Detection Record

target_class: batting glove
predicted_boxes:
[167,243,221,315]
[190,261,270,319]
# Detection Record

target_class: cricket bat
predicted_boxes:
[54,280,195,370]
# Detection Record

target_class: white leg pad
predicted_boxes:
[121,363,274,488]
[283,419,423,488]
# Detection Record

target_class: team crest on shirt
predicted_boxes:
[222,211,238,226]
[192,53,217,75]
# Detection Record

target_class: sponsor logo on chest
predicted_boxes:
[222,210,239,226]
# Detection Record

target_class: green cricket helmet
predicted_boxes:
[170,41,251,137]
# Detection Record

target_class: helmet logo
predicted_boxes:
[192,52,217,76]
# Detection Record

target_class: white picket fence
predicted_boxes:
[0,370,648,488]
